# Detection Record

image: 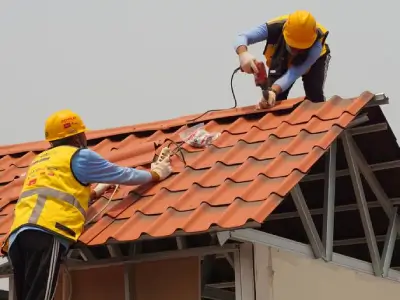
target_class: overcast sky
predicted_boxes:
[0,0,397,146]
[0,0,398,291]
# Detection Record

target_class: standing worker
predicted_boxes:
[234,10,331,108]
[1,109,173,300]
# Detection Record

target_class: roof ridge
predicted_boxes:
[0,97,306,156]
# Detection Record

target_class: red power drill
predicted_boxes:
[253,61,268,90]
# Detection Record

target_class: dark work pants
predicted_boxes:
[273,53,331,103]
[8,230,67,300]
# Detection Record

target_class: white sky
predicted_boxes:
[0,0,397,146]
[0,0,398,290]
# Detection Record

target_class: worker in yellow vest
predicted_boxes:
[234,10,331,108]
[1,109,172,300]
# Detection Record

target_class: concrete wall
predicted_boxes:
[269,247,400,300]
[55,256,200,300]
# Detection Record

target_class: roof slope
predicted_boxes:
[0,92,375,247]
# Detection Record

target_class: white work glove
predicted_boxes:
[257,90,277,109]
[239,51,259,74]
[93,183,112,197]
[157,147,172,163]
[151,160,173,181]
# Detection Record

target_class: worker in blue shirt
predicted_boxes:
[234,10,331,108]
[2,109,172,300]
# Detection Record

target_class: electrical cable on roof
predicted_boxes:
[164,139,188,166]
[85,184,120,226]
[83,140,188,228]
[187,67,241,122]
[84,139,189,228]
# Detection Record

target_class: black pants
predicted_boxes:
[8,230,67,300]
[272,53,331,103]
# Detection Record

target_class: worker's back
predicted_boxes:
[7,145,91,246]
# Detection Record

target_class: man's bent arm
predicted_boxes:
[71,148,157,186]
[233,23,269,53]
[274,41,322,92]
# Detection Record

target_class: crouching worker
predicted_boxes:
[234,10,331,108]
[1,109,173,300]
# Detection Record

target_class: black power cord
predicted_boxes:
[186,67,241,122]
[165,139,187,166]
[163,67,241,165]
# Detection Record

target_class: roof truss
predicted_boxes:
[218,94,400,281]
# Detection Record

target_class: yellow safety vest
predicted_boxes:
[1,145,91,254]
[263,14,329,72]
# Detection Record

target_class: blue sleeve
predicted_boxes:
[233,23,269,50]
[71,148,153,186]
[275,41,323,92]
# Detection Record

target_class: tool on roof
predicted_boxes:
[252,61,269,89]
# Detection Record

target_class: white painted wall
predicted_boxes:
[0,278,8,291]
[269,248,400,299]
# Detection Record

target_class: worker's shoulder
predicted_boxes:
[72,148,103,163]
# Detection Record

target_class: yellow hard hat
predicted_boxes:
[283,10,317,49]
[45,109,87,141]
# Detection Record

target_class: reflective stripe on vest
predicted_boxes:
[19,187,87,223]
[1,146,91,255]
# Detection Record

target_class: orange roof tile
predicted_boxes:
[0,92,375,248]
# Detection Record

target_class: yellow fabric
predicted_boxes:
[263,14,328,69]
[45,109,87,141]
[1,145,91,254]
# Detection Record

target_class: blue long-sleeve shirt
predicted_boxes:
[72,148,153,185]
[8,148,153,251]
[234,23,322,92]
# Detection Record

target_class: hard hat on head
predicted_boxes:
[283,10,317,49]
[45,109,87,142]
